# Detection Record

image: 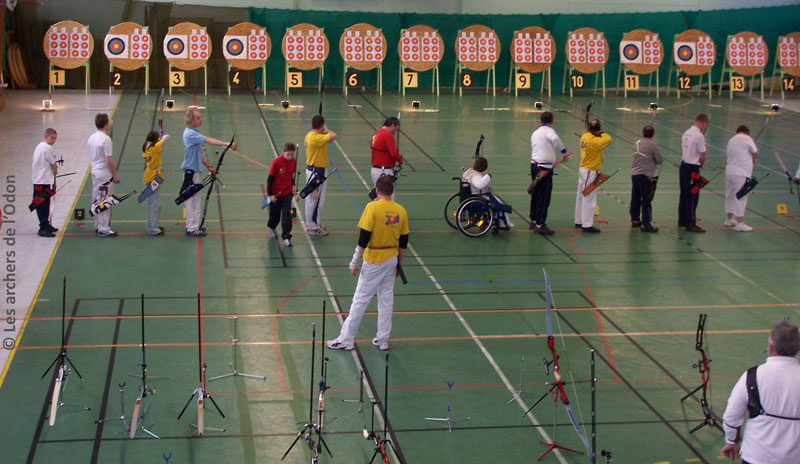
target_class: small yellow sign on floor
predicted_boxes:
[778,203,787,215]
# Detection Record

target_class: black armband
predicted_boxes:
[399,234,409,249]
[358,228,371,248]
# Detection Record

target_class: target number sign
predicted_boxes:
[49,69,66,86]
[678,75,692,90]
[783,77,797,92]
[229,70,242,87]
[460,72,473,88]
[403,72,418,88]
[516,72,531,89]
[570,74,584,89]
[625,74,640,90]
[346,72,360,88]
[109,71,123,87]
[730,76,745,91]
[287,72,303,88]
[170,71,185,88]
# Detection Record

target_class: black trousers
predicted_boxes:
[630,174,653,225]
[678,162,700,227]
[267,194,293,239]
[529,165,553,226]
[33,184,51,230]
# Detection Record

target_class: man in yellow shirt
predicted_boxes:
[304,115,338,236]
[575,119,613,233]
[327,176,409,351]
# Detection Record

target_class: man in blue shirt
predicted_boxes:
[182,108,236,236]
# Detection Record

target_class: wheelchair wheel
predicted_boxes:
[444,193,461,229]
[456,197,493,237]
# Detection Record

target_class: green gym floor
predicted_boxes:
[2,87,800,464]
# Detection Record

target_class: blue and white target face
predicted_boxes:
[623,43,639,61]
[677,44,694,62]
[107,37,126,55]
[226,38,244,57]
[167,37,185,56]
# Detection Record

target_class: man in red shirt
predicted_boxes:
[370,117,403,196]
[267,142,298,246]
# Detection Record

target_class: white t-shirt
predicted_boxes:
[725,133,757,178]
[88,130,113,180]
[531,125,566,166]
[31,141,57,185]
[461,168,491,195]
[681,125,706,166]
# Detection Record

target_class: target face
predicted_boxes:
[623,44,639,61]
[107,38,125,55]
[167,38,185,56]
[226,38,244,56]
[677,45,694,61]
[44,20,94,69]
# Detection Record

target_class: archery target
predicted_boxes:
[621,43,640,62]
[621,30,662,75]
[340,23,386,71]
[282,23,328,71]
[105,35,127,58]
[777,32,800,77]
[511,27,554,74]
[223,23,270,70]
[164,22,210,71]
[165,36,187,58]
[727,31,768,76]
[103,23,150,71]
[44,20,94,69]
[399,25,443,72]
[456,25,499,72]
[565,28,608,74]
[674,30,715,76]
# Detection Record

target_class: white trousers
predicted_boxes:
[304,168,327,230]
[185,172,202,232]
[335,256,397,344]
[146,188,161,234]
[370,167,395,201]
[725,174,749,218]
[575,167,599,227]
[91,174,112,233]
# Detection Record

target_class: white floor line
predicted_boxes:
[330,124,567,463]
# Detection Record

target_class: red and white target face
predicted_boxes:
[567,32,606,65]
[401,30,440,62]
[779,36,799,68]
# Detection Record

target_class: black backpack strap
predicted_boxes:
[746,366,763,418]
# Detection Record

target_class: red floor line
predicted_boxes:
[272,275,318,390]
[569,231,620,379]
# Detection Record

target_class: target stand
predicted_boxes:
[615,29,663,98]
[399,63,439,96]
[282,23,328,95]
[341,23,386,96]
[769,32,800,100]
[227,62,266,95]
[508,27,555,98]
[167,63,207,96]
[104,22,152,95]
[224,22,270,96]
[108,63,149,95]
[48,61,90,95]
[719,32,768,100]
[44,21,94,95]
[343,63,382,95]
[561,28,608,98]
[163,22,212,96]
[398,26,443,96]
[284,63,323,95]
[667,30,715,99]
[509,63,551,97]
[453,62,496,96]
[452,25,500,96]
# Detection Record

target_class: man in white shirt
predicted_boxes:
[679,114,709,233]
[721,320,800,464]
[30,128,59,237]
[88,113,119,237]
[529,111,570,235]
[724,125,758,232]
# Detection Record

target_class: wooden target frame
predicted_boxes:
[616,29,664,98]
[223,22,270,95]
[562,27,608,98]
[44,20,93,94]
[105,22,152,95]
[769,32,800,100]
[453,25,500,96]
[398,25,443,95]
[163,22,211,95]
[720,31,768,99]
[508,26,555,97]
[340,23,386,95]
[667,29,715,100]
[282,23,328,94]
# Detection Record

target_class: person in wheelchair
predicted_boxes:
[461,157,513,229]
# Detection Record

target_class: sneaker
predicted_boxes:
[187,228,207,237]
[308,228,329,236]
[581,226,601,233]
[269,228,278,239]
[640,224,659,233]
[723,218,737,227]
[534,224,555,235]
[528,221,537,230]
[37,228,55,238]
[326,339,354,351]
[97,230,118,237]
[574,223,582,229]
[372,338,389,351]
[685,225,705,233]
[631,220,642,228]
[734,223,753,232]
[283,238,292,247]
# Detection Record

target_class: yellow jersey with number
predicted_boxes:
[579,132,613,171]
[358,199,409,265]
[304,131,331,168]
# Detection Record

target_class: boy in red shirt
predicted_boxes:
[268,143,298,246]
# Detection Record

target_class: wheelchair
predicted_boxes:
[444,177,512,237]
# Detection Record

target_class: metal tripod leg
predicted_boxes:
[209,317,266,382]
[95,383,130,434]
